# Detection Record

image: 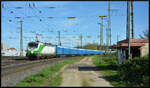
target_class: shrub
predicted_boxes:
[118,55,149,87]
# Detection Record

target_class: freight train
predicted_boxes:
[26,41,106,59]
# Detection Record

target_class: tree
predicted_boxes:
[139,29,149,39]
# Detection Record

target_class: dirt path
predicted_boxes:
[60,56,113,87]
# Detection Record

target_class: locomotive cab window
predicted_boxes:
[28,42,38,48]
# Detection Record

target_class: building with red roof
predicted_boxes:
[7,48,17,51]
[111,38,149,64]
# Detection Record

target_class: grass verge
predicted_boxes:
[16,56,84,87]
[93,54,149,87]
[82,79,89,87]
[48,72,62,87]
[92,54,126,87]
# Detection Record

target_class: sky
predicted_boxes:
[1,1,149,51]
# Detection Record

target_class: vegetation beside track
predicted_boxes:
[47,72,62,87]
[16,56,84,87]
[92,54,149,87]
[118,55,149,87]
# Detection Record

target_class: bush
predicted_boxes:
[118,55,149,87]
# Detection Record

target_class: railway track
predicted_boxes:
[2,60,31,67]
[1,56,84,86]
[1,56,28,66]
[2,56,42,67]
[1,56,26,60]
[1,56,81,77]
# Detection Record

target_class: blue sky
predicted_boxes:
[1,1,149,51]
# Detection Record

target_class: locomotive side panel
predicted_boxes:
[41,46,56,55]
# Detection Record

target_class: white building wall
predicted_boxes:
[1,44,8,50]
[140,43,149,57]
[2,50,26,56]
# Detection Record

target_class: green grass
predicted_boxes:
[16,56,84,87]
[48,72,62,87]
[82,79,89,87]
[92,54,149,87]
[92,54,126,87]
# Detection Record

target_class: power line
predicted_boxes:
[1,3,113,9]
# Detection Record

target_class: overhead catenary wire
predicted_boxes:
[2,2,125,49]
[2,3,116,8]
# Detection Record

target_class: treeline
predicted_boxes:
[75,43,110,50]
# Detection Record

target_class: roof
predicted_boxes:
[8,48,17,51]
[119,43,145,47]
[109,44,117,49]
[117,38,149,47]
[118,38,149,44]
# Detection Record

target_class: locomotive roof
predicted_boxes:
[28,41,55,46]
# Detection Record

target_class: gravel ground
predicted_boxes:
[60,56,113,87]
[1,59,67,87]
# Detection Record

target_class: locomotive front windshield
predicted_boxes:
[28,42,38,49]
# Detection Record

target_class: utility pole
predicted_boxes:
[117,33,120,70]
[98,23,102,50]
[58,31,61,46]
[98,16,105,64]
[131,1,134,39]
[101,18,103,50]
[108,1,111,52]
[20,20,23,56]
[127,1,131,59]
[79,35,83,48]
[117,33,119,63]
[106,1,111,53]
[106,28,108,52]
[98,16,106,50]
[35,34,38,42]
[117,34,119,50]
